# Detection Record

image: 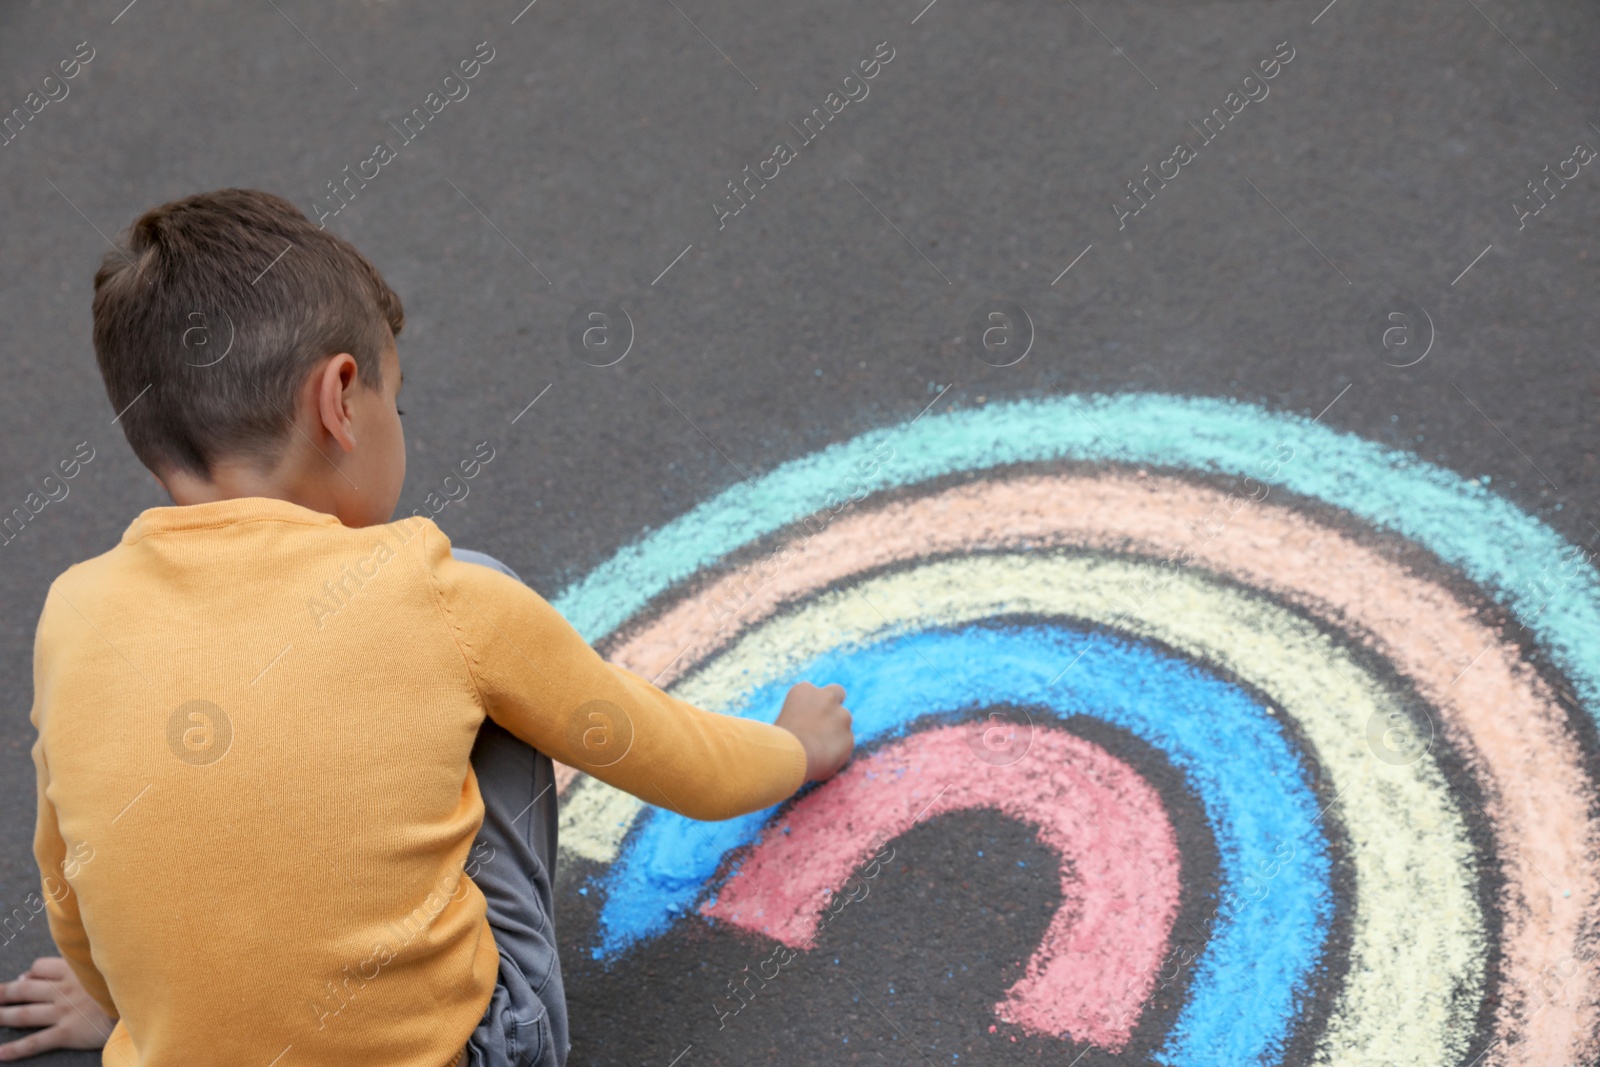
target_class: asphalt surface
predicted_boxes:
[1,0,1598,1063]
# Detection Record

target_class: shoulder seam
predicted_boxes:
[411,523,494,720]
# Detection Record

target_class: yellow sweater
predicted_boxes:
[29,497,807,1067]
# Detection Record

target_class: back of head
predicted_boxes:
[92,189,404,479]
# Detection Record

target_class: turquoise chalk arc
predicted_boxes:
[551,394,1600,726]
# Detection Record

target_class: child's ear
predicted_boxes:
[315,353,361,452]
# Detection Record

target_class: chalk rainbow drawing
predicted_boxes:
[544,393,1600,1066]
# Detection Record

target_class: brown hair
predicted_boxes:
[91,188,404,478]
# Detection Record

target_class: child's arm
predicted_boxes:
[430,537,855,818]
[28,620,117,1025]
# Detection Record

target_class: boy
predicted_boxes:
[0,189,855,1066]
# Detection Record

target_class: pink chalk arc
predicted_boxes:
[699,722,1183,1052]
[568,469,1599,1067]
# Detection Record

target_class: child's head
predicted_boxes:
[92,188,408,527]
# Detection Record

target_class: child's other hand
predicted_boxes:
[774,681,855,783]
[0,957,114,1060]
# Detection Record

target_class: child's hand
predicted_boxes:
[774,681,855,783]
[0,957,114,1061]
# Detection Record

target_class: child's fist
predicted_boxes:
[774,681,855,783]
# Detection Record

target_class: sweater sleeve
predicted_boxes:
[424,526,808,821]
[30,594,116,1017]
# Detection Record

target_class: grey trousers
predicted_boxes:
[455,548,570,1067]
